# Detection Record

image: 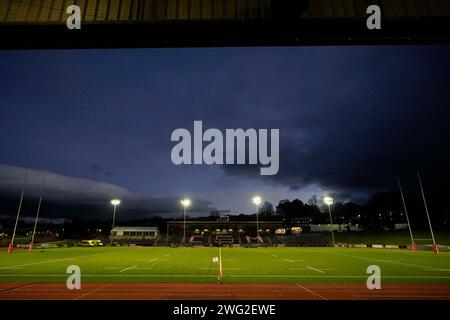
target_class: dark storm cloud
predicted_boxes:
[90,164,113,177]
[0,46,449,214]
[0,165,214,219]
[219,46,450,201]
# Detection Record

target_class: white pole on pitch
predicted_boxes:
[183,205,186,246]
[327,204,335,247]
[110,200,120,245]
[29,179,46,252]
[180,199,190,246]
[324,196,335,247]
[397,178,415,251]
[256,204,259,246]
[219,246,223,280]
[9,172,28,253]
[417,171,438,254]
[252,196,261,247]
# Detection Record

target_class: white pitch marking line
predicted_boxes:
[0,251,122,270]
[374,259,450,272]
[319,251,450,272]
[296,283,328,300]
[105,267,152,270]
[2,274,450,279]
[272,259,304,262]
[137,258,159,262]
[197,267,243,270]
[290,268,336,271]
[422,268,450,272]
[306,266,325,273]
[119,265,138,273]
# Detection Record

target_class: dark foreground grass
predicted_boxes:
[0,247,449,284]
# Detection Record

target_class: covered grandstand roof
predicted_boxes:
[167,220,283,225]
[0,0,448,48]
[112,226,159,231]
[1,0,448,23]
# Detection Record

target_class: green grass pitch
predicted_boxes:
[0,247,449,284]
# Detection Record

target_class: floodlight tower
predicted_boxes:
[110,199,121,245]
[252,196,262,246]
[180,198,191,245]
[324,196,335,247]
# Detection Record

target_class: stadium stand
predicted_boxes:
[111,226,159,246]
[166,220,336,247]
[290,233,331,247]
[189,235,208,246]
[215,234,234,246]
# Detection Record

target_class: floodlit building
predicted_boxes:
[111,226,159,245]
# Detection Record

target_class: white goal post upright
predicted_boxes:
[417,171,438,255]
[29,179,46,252]
[219,245,223,280]
[8,172,28,254]
[397,178,416,252]
[212,247,223,282]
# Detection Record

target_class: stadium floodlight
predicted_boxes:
[252,196,262,206]
[324,196,333,206]
[181,198,191,246]
[110,199,121,245]
[252,196,262,246]
[323,196,335,247]
[180,199,191,207]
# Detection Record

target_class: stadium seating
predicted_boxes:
[169,228,331,247]
[268,233,331,247]
[189,235,208,246]
[215,234,234,246]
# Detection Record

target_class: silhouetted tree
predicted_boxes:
[259,201,274,216]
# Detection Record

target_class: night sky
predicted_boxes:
[0,45,449,219]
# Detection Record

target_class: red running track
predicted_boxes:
[0,283,450,300]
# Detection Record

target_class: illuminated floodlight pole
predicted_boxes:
[29,179,46,252]
[9,172,28,254]
[324,196,335,247]
[110,199,121,245]
[417,172,438,255]
[252,196,262,246]
[180,198,191,246]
